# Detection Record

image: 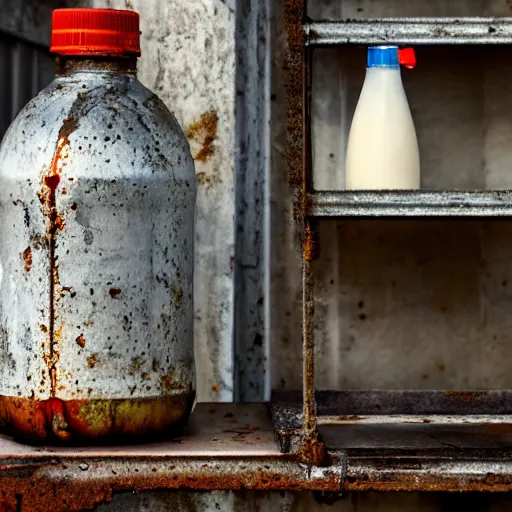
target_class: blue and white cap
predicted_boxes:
[367,46,416,69]
[367,46,399,68]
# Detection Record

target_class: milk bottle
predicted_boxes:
[345,46,420,190]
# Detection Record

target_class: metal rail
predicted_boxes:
[306,18,512,46]
[0,403,344,511]
[308,190,512,217]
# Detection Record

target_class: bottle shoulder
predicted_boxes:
[0,73,195,183]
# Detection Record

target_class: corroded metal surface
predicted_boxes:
[0,60,196,442]
[344,449,512,492]
[308,190,512,217]
[0,404,343,511]
[306,18,512,46]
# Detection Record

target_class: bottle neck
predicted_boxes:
[56,56,138,77]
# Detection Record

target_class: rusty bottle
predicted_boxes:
[0,9,196,443]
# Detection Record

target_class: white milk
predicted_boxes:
[345,52,420,190]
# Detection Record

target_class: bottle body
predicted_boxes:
[0,66,196,443]
[345,67,420,190]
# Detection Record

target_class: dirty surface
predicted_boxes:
[0,404,343,511]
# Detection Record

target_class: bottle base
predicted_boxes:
[0,393,194,445]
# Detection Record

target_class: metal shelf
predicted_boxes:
[272,389,512,492]
[305,18,512,46]
[307,190,512,217]
[0,403,343,511]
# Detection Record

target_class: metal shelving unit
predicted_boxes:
[306,18,512,46]
[280,0,512,490]
[308,190,512,217]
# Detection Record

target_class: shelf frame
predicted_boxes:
[306,18,512,46]
[308,190,512,217]
[287,0,512,479]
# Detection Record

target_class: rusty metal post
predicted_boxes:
[283,0,325,464]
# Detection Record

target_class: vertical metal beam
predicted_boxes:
[234,0,270,401]
[283,0,325,463]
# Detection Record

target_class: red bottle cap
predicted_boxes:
[398,48,416,69]
[50,8,141,58]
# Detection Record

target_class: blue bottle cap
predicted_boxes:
[367,46,399,69]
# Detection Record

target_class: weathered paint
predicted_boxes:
[0,58,196,441]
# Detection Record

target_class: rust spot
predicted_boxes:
[75,334,86,349]
[87,354,98,369]
[109,288,122,299]
[22,247,32,272]
[298,433,328,466]
[44,174,60,192]
[83,321,94,327]
[303,223,319,261]
[185,110,218,162]
[160,371,185,392]
[211,385,220,393]
[443,390,481,403]
[335,415,363,422]
[40,324,48,333]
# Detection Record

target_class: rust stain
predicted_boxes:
[211,385,220,393]
[344,471,512,493]
[303,223,319,261]
[39,128,71,400]
[185,110,218,162]
[443,390,482,403]
[22,246,32,273]
[0,393,193,445]
[75,334,86,349]
[109,287,122,299]
[284,0,305,223]
[298,433,327,466]
[160,369,185,392]
[57,286,73,299]
[87,354,98,369]
[335,415,363,422]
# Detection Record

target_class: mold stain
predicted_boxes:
[186,110,218,162]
